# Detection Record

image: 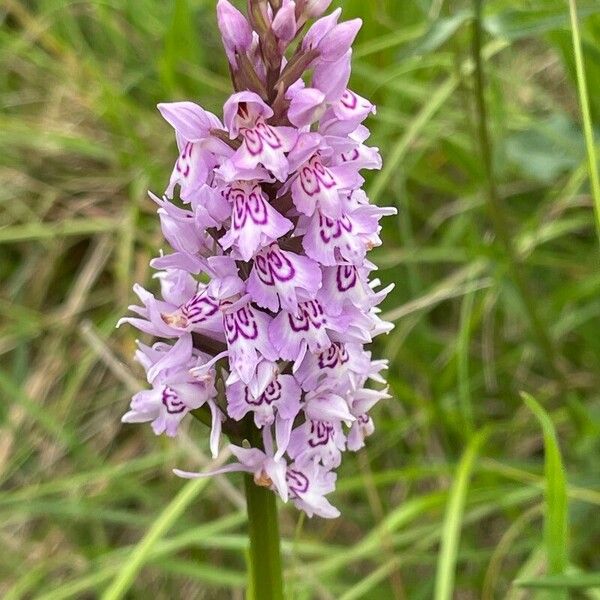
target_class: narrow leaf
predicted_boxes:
[521,392,569,599]
[434,430,487,600]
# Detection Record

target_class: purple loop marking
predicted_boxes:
[182,293,219,324]
[336,265,357,292]
[300,154,337,197]
[340,90,358,110]
[317,342,349,369]
[288,300,326,332]
[246,379,282,406]
[286,469,310,494]
[162,386,186,414]
[224,305,259,343]
[308,420,334,447]
[240,118,283,157]
[318,212,353,244]
[255,246,296,286]
[230,184,269,230]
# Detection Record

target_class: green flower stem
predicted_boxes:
[244,475,285,600]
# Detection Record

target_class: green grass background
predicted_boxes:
[1,0,600,598]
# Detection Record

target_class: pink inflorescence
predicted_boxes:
[119,0,396,518]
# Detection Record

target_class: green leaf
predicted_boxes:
[433,430,487,600]
[521,392,569,600]
[100,477,212,600]
[484,4,599,40]
[515,572,600,589]
[504,113,585,183]
[408,10,473,56]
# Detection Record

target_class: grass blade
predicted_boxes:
[0,219,119,244]
[567,0,600,245]
[100,476,215,600]
[521,392,568,599]
[515,572,600,590]
[434,430,487,600]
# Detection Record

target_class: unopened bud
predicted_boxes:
[318,18,362,62]
[272,0,297,47]
[217,0,253,66]
[307,0,333,16]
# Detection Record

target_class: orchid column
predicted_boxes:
[119,0,395,597]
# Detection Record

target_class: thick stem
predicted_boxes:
[244,475,284,600]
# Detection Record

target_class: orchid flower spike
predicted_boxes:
[120,0,396,519]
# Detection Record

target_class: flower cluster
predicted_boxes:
[120,0,395,518]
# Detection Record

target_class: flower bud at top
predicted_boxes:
[272,0,297,48]
[302,7,340,51]
[217,0,253,66]
[318,18,362,62]
[296,0,333,23]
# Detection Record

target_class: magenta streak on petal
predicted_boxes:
[176,142,193,177]
[336,265,357,292]
[340,90,358,110]
[308,421,334,447]
[224,306,259,343]
[256,247,296,286]
[300,155,337,197]
[241,119,283,157]
[307,300,325,328]
[288,300,325,332]
[341,148,360,162]
[286,469,310,494]
[318,342,349,368]
[248,187,269,225]
[182,295,219,323]
[318,213,348,243]
[246,380,282,406]
[162,386,186,414]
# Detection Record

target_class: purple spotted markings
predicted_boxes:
[175,142,194,178]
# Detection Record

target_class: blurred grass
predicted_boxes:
[1,0,600,598]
